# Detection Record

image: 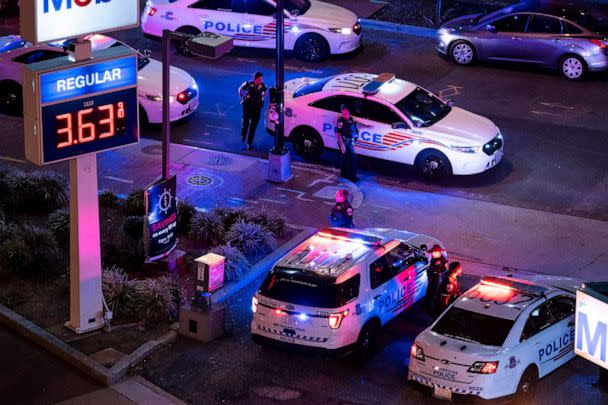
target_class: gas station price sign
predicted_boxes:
[24,46,139,165]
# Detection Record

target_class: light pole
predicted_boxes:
[267,0,292,182]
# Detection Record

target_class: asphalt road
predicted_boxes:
[109,27,608,221]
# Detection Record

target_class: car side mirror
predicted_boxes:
[143,48,152,59]
[415,121,423,128]
[391,121,407,129]
[486,24,497,33]
[446,99,455,107]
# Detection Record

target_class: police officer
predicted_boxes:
[328,189,354,228]
[238,72,267,150]
[435,261,462,318]
[425,244,447,314]
[335,105,358,181]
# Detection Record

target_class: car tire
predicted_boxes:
[139,105,150,128]
[560,55,587,81]
[450,41,476,66]
[415,149,452,180]
[291,126,324,159]
[354,322,378,361]
[294,34,329,63]
[514,366,539,405]
[175,26,201,56]
[0,81,23,116]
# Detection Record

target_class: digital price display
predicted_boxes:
[24,46,139,165]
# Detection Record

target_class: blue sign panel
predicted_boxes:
[40,55,137,104]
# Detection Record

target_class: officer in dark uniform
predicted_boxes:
[328,189,354,228]
[434,261,463,319]
[424,244,448,314]
[238,71,267,150]
[335,105,358,181]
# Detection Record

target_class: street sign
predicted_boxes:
[145,175,178,261]
[23,46,139,165]
[575,284,608,370]
[21,0,140,44]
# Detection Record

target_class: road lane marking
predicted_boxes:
[184,138,214,146]
[436,84,463,99]
[0,156,27,163]
[104,176,134,184]
[204,124,233,131]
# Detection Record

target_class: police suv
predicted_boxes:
[141,0,361,62]
[265,72,504,179]
[408,276,581,403]
[251,227,446,357]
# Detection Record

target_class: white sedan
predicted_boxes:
[0,34,199,124]
[266,73,504,179]
[408,276,581,402]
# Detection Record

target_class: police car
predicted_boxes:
[265,73,504,179]
[408,275,581,403]
[251,227,446,357]
[0,34,198,124]
[141,0,362,62]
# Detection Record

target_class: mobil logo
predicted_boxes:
[43,0,111,13]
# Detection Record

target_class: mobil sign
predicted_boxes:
[21,0,140,44]
[575,285,608,370]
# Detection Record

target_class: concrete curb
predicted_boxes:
[360,18,436,38]
[212,225,316,305]
[0,303,177,385]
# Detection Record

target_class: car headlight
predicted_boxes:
[451,145,480,154]
[329,27,353,35]
[437,27,455,35]
[145,95,174,103]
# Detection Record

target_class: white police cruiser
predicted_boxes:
[408,275,581,403]
[141,0,361,62]
[251,227,446,357]
[265,72,504,179]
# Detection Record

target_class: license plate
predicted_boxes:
[433,386,452,400]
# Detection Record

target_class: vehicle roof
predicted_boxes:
[321,73,418,105]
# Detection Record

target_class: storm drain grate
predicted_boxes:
[207,155,233,166]
[187,175,214,187]
[141,145,162,155]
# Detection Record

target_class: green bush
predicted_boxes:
[190,211,225,246]
[214,206,253,230]
[131,277,180,323]
[122,216,144,240]
[102,266,134,319]
[226,220,276,256]
[6,170,68,212]
[0,285,26,308]
[124,188,145,216]
[47,209,69,247]
[101,236,145,271]
[254,209,287,238]
[177,200,196,236]
[99,190,120,208]
[0,224,61,279]
[0,168,10,204]
[211,245,250,281]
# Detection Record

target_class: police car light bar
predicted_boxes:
[480,276,547,297]
[317,228,383,246]
[362,73,396,95]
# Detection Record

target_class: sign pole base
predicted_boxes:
[266,150,292,183]
[65,154,104,334]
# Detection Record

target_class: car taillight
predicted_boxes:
[468,361,499,374]
[590,39,607,49]
[411,343,425,361]
[176,87,197,105]
[274,308,283,315]
[328,310,349,329]
[353,22,362,35]
[251,297,258,313]
[148,7,157,16]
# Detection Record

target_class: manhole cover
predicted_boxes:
[187,175,213,187]
[141,145,162,155]
[207,155,233,166]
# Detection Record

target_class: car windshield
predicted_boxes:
[284,0,311,16]
[474,10,508,25]
[258,268,359,308]
[293,76,333,98]
[432,307,515,347]
[395,88,451,127]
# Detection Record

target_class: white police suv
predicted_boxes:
[408,276,581,403]
[265,72,504,179]
[251,227,446,357]
[141,0,361,62]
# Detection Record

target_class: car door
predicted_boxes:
[478,13,531,61]
[385,243,420,316]
[524,14,567,66]
[519,300,559,377]
[545,295,576,370]
[188,0,241,40]
[368,253,399,325]
[240,0,278,48]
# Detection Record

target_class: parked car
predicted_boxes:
[437,4,608,80]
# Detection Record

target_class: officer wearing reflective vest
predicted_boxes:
[335,104,359,181]
[238,71,267,150]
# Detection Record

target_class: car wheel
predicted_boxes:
[415,149,452,180]
[354,322,378,360]
[175,26,201,56]
[514,366,539,405]
[295,34,329,63]
[451,41,476,66]
[560,55,586,80]
[0,81,23,116]
[291,127,324,159]
[139,105,150,128]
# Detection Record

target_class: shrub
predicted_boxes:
[190,211,225,246]
[226,220,276,256]
[211,245,250,282]
[47,209,69,247]
[0,285,26,308]
[124,188,145,216]
[254,209,287,238]
[122,215,144,240]
[177,199,196,236]
[101,236,145,272]
[0,168,10,205]
[214,206,253,230]
[0,224,61,279]
[131,278,179,323]
[99,190,120,208]
[102,267,134,319]
[6,170,68,212]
